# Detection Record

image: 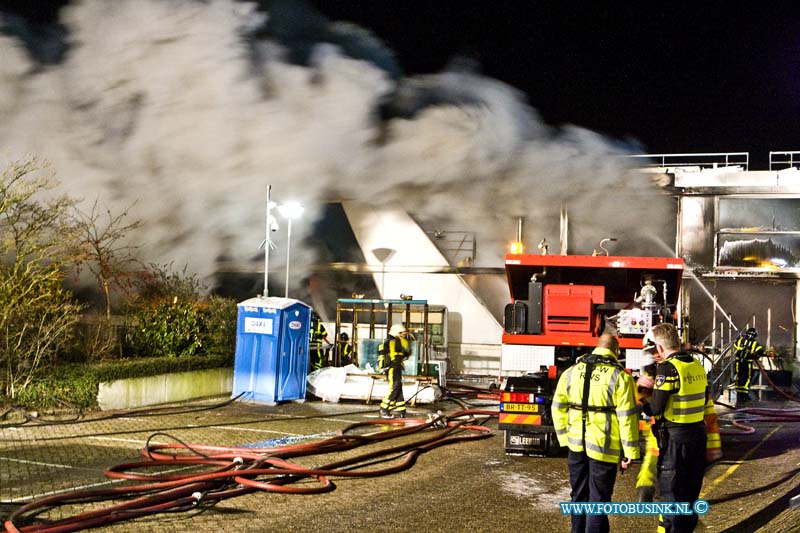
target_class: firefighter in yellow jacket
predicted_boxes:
[552,334,640,533]
[378,324,411,419]
[733,327,764,406]
[308,312,330,372]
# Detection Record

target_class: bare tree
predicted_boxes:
[73,199,142,318]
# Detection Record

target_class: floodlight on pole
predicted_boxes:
[278,201,304,298]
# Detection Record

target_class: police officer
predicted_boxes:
[551,334,640,533]
[635,332,722,503]
[733,327,764,406]
[643,323,707,533]
[378,324,411,419]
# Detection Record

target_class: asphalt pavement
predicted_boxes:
[1,394,799,532]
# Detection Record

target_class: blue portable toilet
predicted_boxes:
[232,297,311,404]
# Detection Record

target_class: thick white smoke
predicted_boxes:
[0,0,672,292]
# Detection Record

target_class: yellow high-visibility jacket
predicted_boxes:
[551,348,641,463]
[657,357,707,424]
[637,363,722,473]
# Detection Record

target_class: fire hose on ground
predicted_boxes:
[2,409,497,533]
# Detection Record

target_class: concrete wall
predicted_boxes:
[97,368,233,411]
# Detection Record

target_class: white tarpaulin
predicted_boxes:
[306,365,441,404]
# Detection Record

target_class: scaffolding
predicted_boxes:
[333,298,447,376]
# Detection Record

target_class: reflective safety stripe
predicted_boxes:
[499,413,542,425]
[565,365,575,397]
[568,403,615,412]
[673,405,706,416]
[607,368,621,407]
[678,391,707,402]
[567,434,624,460]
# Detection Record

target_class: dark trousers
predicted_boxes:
[567,450,618,533]
[735,356,752,395]
[380,365,406,412]
[308,348,324,373]
[657,425,706,533]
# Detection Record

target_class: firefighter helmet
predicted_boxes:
[340,332,349,341]
[743,328,758,341]
[388,324,407,337]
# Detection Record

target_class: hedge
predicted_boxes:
[9,353,234,411]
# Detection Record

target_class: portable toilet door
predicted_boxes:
[232,297,310,404]
[275,301,310,401]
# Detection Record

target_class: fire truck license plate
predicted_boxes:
[502,403,539,413]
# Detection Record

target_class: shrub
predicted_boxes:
[123,262,237,358]
[197,295,238,355]
[10,353,233,410]
[127,296,238,358]
[129,299,203,357]
[0,157,84,398]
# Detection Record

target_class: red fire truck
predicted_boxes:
[499,253,684,455]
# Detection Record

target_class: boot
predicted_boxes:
[379,408,392,419]
[735,392,750,409]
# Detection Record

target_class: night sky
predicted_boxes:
[4,1,800,169]
[308,2,800,169]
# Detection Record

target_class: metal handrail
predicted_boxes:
[628,152,749,170]
[425,230,476,266]
[769,151,800,170]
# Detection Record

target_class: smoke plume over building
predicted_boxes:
[0,0,674,292]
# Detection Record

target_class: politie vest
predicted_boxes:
[662,357,707,424]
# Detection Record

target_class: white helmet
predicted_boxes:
[389,324,407,337]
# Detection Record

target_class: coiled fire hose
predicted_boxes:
[3,409,496,533]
